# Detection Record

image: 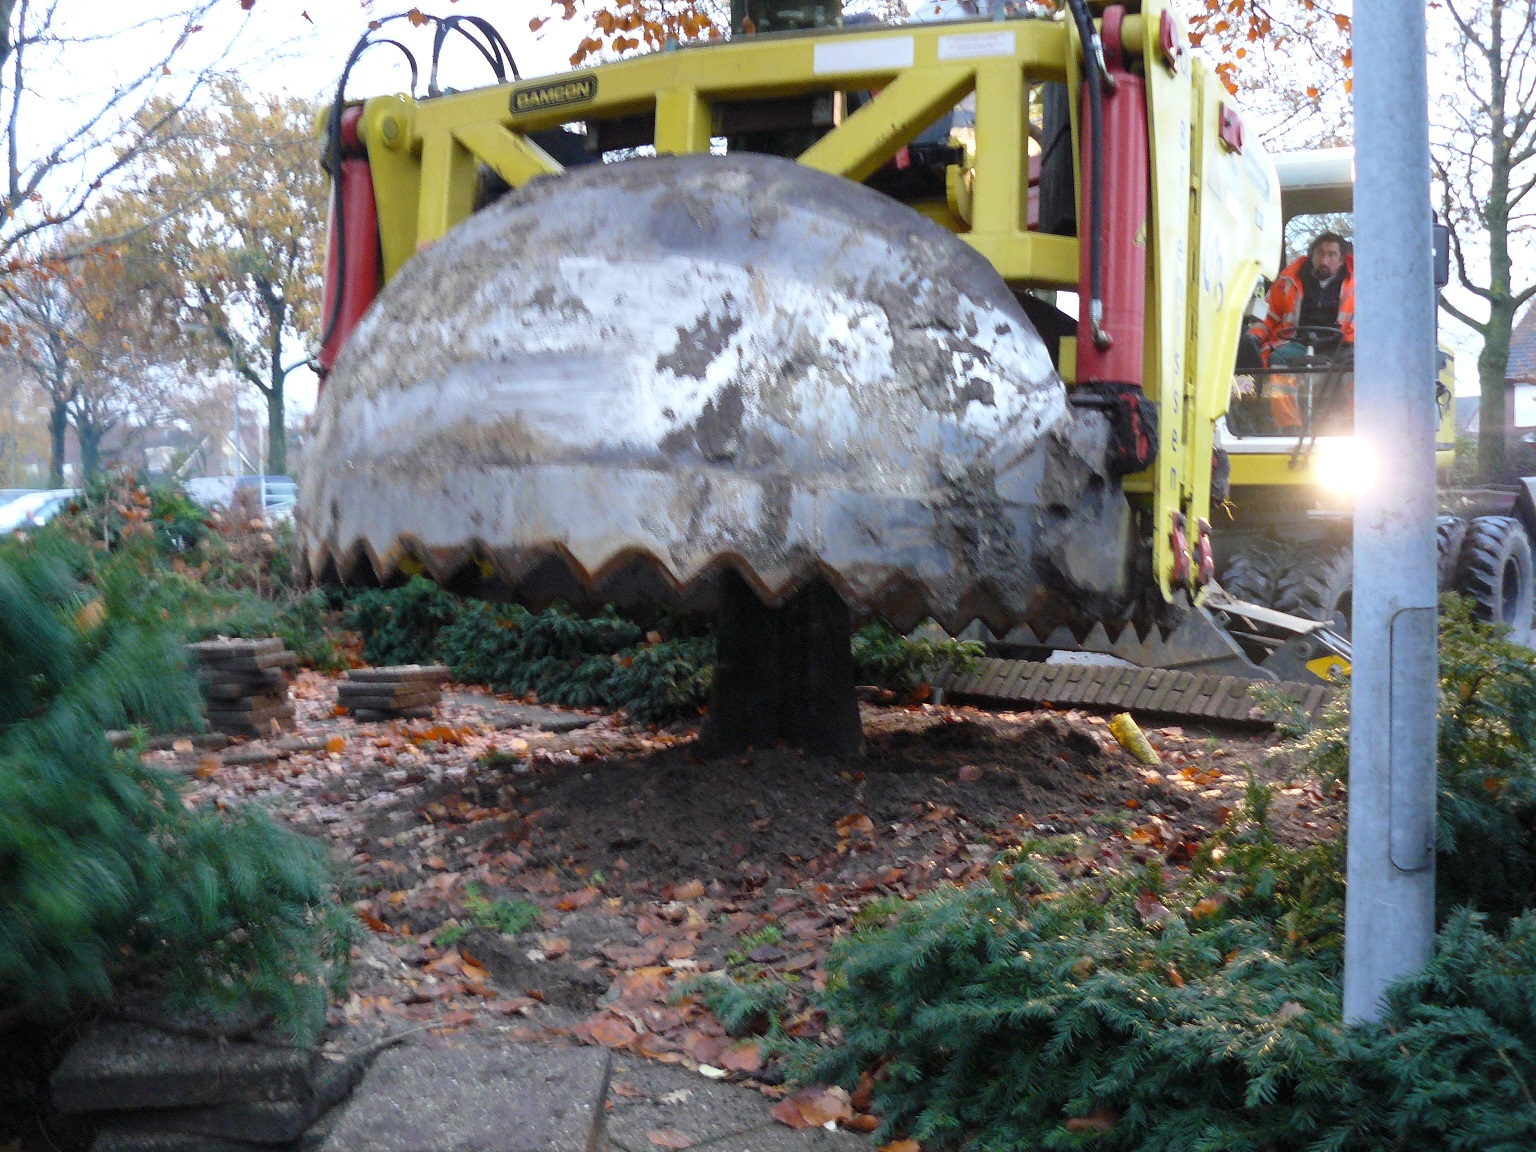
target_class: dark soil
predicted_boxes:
[499,708,1239,896]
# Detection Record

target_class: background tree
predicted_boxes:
[114,81,325,477]
[66,236,190,479]
[1429,0,1536,482]
[4,253,80,484]
[0,1,225,267]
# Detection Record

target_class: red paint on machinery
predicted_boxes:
[1076,5,1150,390]
[318,106,383,386]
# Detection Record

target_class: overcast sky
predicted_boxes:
[48,1,1486,414]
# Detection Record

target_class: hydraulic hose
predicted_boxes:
[319,12,519,364]
[1064,0,1111,350]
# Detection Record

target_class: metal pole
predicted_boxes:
[1345,0,1439,1023]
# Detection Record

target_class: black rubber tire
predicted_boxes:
[1221,536,1291,607]
[1456,515,1534,629]
[1436,516,1469,593]
[1273,543,1353,635]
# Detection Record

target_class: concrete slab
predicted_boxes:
[52,1024,318,1113]
[603,1059,774,1150]
[94,1054,366,1145]
[601,1059,872,1152]
[91,1132,269,1152]
[691,1130,873,1151]
[315,1042,610,1152]
[452,696,595,734]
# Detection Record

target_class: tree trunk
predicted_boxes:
[47,395,66,487]
[700,569,863,758]
[0,0,17,77]
[266,380,286,476]
[77,419,104,481]
[1479,302,1515,482]
[265,293,287,476]
[1478,0,1515,483]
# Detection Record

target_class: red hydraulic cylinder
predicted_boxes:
[318,105,383,388]
[1075,5,1149,390]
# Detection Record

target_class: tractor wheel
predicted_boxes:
[1456,515,1534,630]
[1436,516,1469,592]
[1273,543,1354,635]
[1221,536,1292,607]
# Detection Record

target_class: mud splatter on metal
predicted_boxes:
[298,153,1133,634]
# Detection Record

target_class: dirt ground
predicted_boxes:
[2,670,1340,1149]
[139,672,1336,1106]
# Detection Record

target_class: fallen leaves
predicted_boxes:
[577,1012,641,1049]
[1191,897,1222,920]
[647,1130,695,1149]
[835,813,874,838]
[356,907,390,934]
[719,1042,763,1073]
[772,1085,853,1129]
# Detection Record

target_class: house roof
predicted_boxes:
[1508,306,1536,383]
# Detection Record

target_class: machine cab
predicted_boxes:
[1218,147,1455,472]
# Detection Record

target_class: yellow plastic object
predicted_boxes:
[1307,655,1350,681]
[1109,712,1162,767]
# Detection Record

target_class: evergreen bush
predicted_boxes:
[1279,597,1536,926]
[342,575,464,666]
[851,621,984,691]
[803,793,1352,1150]
[440,600,712,722]
[802,603,1536,1149]
[1338,909,1536,1152]
[342,583,986,720]
[0,534,351,1041]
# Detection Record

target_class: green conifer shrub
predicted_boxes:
[1338,909,1536,1152]
[801,603,1536,1149]
[802,794,1352,1150]
[851,621,983,690]
[343,583,986,721]
[0,534,351,1041]
[440,600,712,721]
[1277,597,1536,926]
[342,575,465,666]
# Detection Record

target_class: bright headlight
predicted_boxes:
[1313,437,1377,495]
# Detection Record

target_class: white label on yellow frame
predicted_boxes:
[937,30,1016,60]
[813,36,915,74]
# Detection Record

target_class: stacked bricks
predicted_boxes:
[189,638,297,736]
[337,665,450,721]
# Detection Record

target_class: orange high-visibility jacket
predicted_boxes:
[1247,254,1355,364]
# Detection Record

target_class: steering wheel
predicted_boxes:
[1288,324,1345,349]
[1284,324,1350,368]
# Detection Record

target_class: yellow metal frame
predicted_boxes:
[360,17,1078,285]
[346,3,1281,605]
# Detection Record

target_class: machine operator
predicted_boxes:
[1236,230,1355,371]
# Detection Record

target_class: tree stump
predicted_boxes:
[700,570,863,758]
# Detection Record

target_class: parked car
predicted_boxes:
[0,489,77,534]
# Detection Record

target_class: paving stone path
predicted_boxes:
[309,1038,872,1152]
